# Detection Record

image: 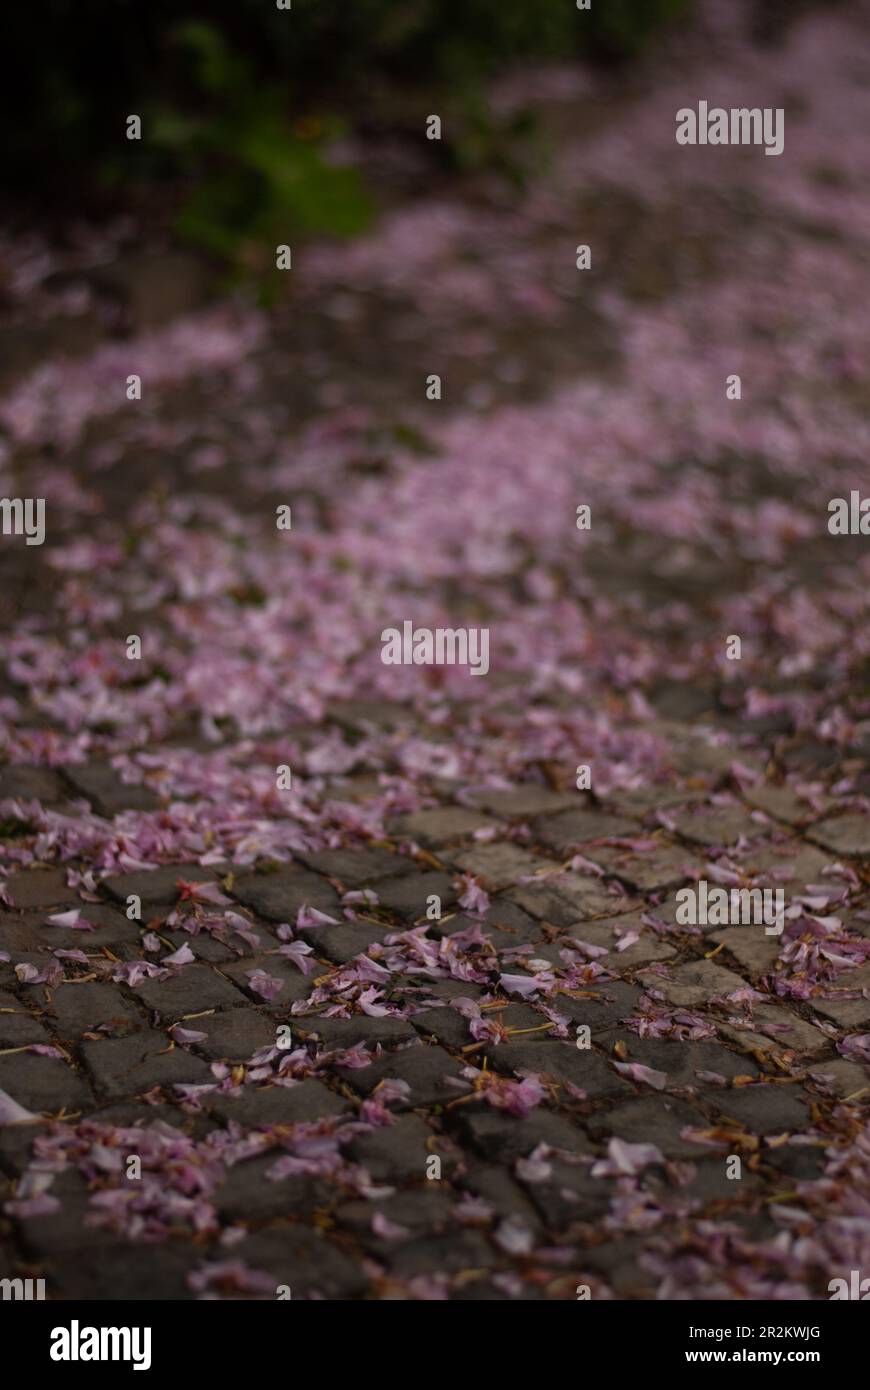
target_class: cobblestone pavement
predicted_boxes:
[1,2,869,1299]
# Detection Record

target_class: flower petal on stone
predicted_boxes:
[245,969,285,1001]
[612,1061,668,1090]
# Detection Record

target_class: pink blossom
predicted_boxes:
[245,969,285,1001]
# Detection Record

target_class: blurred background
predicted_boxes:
[1,0,833,282]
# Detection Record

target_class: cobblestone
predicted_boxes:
[488,1039,634,1100]
[460,1164,542,1228]
[708,926,782,975]
[525,1160,612,1226]
[389,806,500,847]
[532,808,638,854]
[215,1162,330,1224]
[509,876,633,925]
[347,1114,435,1181]
[0,766,67,804]
[298,847,416,886]
[295,920,395,964]
[192,1007,280,1060]
[465,786,576,819]
[228,1226,368,1299]
[590,1096,706,1156]
[0,1051,92,1113]
[639,959,745,1008]
[133,964,248,1020]
[369,870,458,921]
[230,867,340,922]
[455,1108,594,1161]
[449,843,554,891]
[581,843,703,892]
[4,869,73,909]
[385,1229,497,1278]
[704,1084,810,1135]
[208,1078,348,1128]
[596,1035,759,1089]
[294,1013,416,1049]
[0,990,49,1046]
[221,954,313,1005]
[715,1004,829,1057]
[340,1043,464,1108]
[61,762,161,816]
[79,1030,212,1100]
[810,815,870,857]
[103,864,223,912]
[49,982,144,1037]
[808,1058,870,1099]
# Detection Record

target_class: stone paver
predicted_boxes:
[449,843,553,891]
[208,1078,348,1128]
[294,1013,416,1048]
[297,847,416,886]
[552,980,643,1032]
[455,1108,593,1161]
[581,843,703,893]
[708,927,782,976]
[488,1039,633,1100]
[596,1035,759,1089]
[192,1007,279,1060]
[715,1004,829,1057]
[347,1114,435,1181]
[4,869,73,909]
[588,1096,705,1157]
[638,959,745,1007]
[808,1059,870,1100]
[62,762,160,816]
[228,1226,367,1299]
[509,875,634,925]
[0,991,49,1046]
[79,1031,212,1100]
[134,964,248,1020]
[215,1162,330,1224]
[340,1043,464,1108]
[1,905,139,953]
[294,920,394,964]
[809,815,870,857]
[230,867,340,922]
[370,871,458,921]
[50,982,144,1036]
[466,787,576,819]
[102,864,222,911]
[0,1052,91,1113]
[704,1084,810,1135]
[531,808,638,854]
[0,766,67,804]
[669,806,760,847]
[389,806,500,846]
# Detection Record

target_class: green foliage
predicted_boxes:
[3,0,698,263]
[146,23,373,262]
